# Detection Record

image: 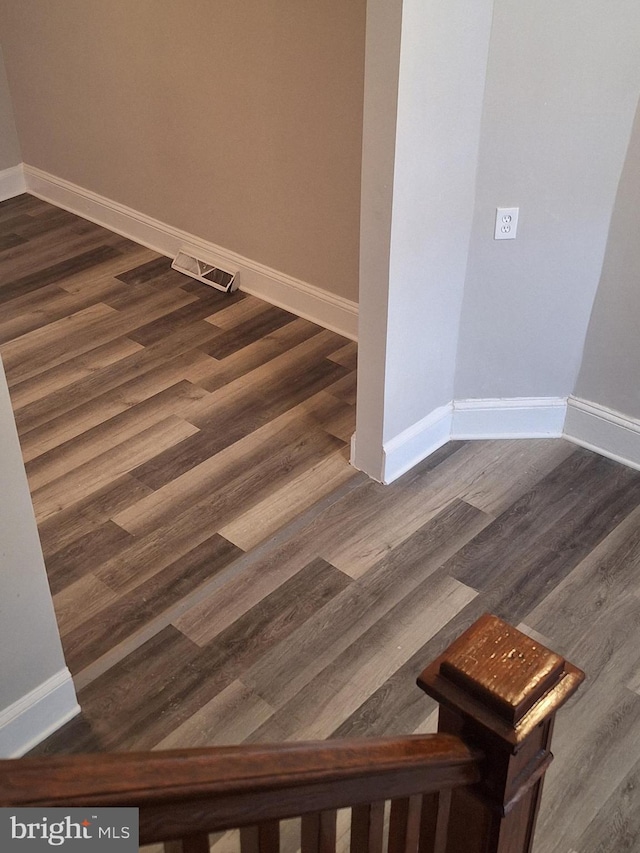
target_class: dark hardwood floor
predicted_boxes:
[2,195,640,852]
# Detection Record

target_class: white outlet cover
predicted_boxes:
[495,207,519,240]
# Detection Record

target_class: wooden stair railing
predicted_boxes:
[0,614,584,853]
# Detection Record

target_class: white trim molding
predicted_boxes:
[0,164,26,202]
[0,668,80,758]
[22,164,359,340]
[366,396,569,484]
[452,397,567,440]
[381,403,453,484]
[564,396,640,472]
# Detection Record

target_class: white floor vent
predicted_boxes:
[172,249,239,293]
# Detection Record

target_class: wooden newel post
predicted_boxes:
[417,614,584,853]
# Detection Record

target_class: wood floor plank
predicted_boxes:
[204,295,271,330]
[141,318,226,361]
[126,294,237,346]
[2,287,198,383]
[0,198,51,228]
[18,393,137,461]
[56,245,158,293]
[62,534,243,672]
[93,506,243,595]
[460,437,576,517]
[314,440,519,579]
[113,410,345,538]
[65,560,350,750]
[204,305,298,360]
[0,231,28,251]
[534,640,640,853]
[36,474,154,559]
[21,362,212,467]
[171,538,315,648]
[0,281,132,346]
[6,338,144,410]
[0,193,48,217]
[14,339,213,437]
[446,452,640,623]
[491,497,640,853]
[218,448,355,551]
[68,478,364,691]
[526,501,640,653]
[296,390,356,444]
[45,520,136,595]
[115,255,190,287]
[2,206,93,240]
[0,243,153,320]
[182,329,351,430]
[155,680,275,750]
[196,317,323,394]
[245,572,476,743]
[0,207,37,228]
[24,380,210,481]
[442,450,628,591]
[31,415,199,521]
[187,557,351,684]
[7,207,82,235]
[100,278,185,311]
[129,360,349,491]
[0,223,124,282]
[1,301,118,371]
[0,244,124,305]
[329,596,496,741]
[217,500,488,691]
[49,627,204,752]
[569,753,640,853]
[327,341,357,371]
[173,448,466,648]
[98,424,347,596]
[53,574,119,636]
[324,370,356,405]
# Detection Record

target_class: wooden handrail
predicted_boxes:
[0,736,481,841]
[0,614,584,853]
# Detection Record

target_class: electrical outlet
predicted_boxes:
[495,207,519,240]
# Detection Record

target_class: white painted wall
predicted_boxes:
[355,0,493,482]
[574,97,640,420]
[0,359,78,757]
[455,1,640,402]
[352,0,403,479]
[385,0,494,437]
[0,42,21,170]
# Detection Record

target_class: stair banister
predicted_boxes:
[0,614,584,853]
[418,613,585,852]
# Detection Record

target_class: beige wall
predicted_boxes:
[0,1,365,301]
[574,98,640,419]
[0,42,21,170]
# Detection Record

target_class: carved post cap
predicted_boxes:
[418,614,584,748]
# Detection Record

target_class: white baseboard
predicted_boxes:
[564,396,640,472]
[452,397,567,439]
[345,395,640,482]
[0,164,26,202]
[22,164,358,340]
[382,403,453,484]
[0,668,80,758]
[373,396,568,484]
